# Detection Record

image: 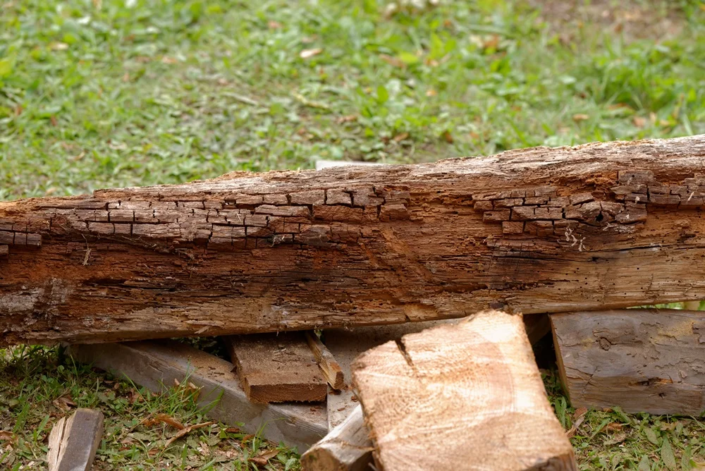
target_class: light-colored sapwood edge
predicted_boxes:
[47,408,104,471]
[301,405,373,471]
[306,332,345,390]
[224,333,327,403]
[4,135,705,346]
[551,309,705,415]
[67,340,327,450]
[352,311,577,471]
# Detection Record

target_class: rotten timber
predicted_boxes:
[552,309,705,415]
[4,136,705,345]
[352,311,577,470]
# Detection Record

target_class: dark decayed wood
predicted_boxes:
[3,136,705,345]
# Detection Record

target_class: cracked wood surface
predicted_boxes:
[2,135,705,345]
[552,309,705,415]
[351,311,577,471]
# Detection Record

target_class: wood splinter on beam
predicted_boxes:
[305,332,344,390]
[301,405,373,471]
[224,333,328,403]
[352,311,577,471]
[47,408,104,471]
[552,309,705,415]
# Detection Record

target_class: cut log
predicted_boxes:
[68,340,327,450]
[323,321,452,429]
[552,309,705,415]
[4,135,705,346]
[352,311,577,471]
[305,332,344,390]
[301,405,373,471]
[225,333,327,403]
[47,408,103,471]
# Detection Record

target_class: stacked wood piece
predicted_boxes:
[3,136,705,346]
[352,311,577,471]
[48,408,104,471]
[552,309,705,415]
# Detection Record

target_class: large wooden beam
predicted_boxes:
[552,309,705,415]
[352,311,576,470]
[3,135,705,345]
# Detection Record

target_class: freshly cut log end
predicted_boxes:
[552,309,705,415]
[352,311,577,471]
[225,333,328,403]
[47,408,104,471]
[4,136,705,346]
[301,405,373,471]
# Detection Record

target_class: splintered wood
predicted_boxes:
[305,332,344,390]
[5,136,705,345]
[47,408,104,471]
[225,333,327,403]
[352,311,577,471]
[552,309,705,415]
[301,406,373,471]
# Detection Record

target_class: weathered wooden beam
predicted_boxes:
[301,405,373,471]
[305,332,344,390]
[68,340,327,450]
[352,311,577,470]
[552,309,705,415]
[47,408,104,471]
[4,135,705,346]
[224,333,327,403]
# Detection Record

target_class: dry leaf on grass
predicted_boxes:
[300,48,323,59]
[53,395,76,412]
[379,54,406,68]
[164,421,214,447]
[572,114,590,122]
[249,449,279,466]
[143,414,185,430]
[0,431,14,441]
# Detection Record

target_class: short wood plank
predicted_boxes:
[301,405,373,471]
[68,340,327,451]
[225,333,327,403]
[305,332,344,390]
[552,309,705,415]
[352,311,577,471]
[47,408,104,471]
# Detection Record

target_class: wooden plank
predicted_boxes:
[5,136,705,346]
[47,408,103,471]
[305,332,344,390]
[301,405,372,471]
[552,309,705,415]
[225,333,327,403]
[352,311,577,471]
[68,340,327,451]
[323,321,452,430]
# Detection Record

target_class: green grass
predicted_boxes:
[1,0,703,200]
[1,0,705,469]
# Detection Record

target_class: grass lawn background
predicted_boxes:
[1,0,704,469]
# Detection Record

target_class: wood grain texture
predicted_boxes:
[306,332,345,390]
[47,408,103,471]
[352,311,577,471]
[4,136,705,345]
[225,333,327,403]
[301,405,373,471]
[552,309,705,415]
[68,340,327,450]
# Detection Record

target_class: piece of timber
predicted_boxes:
[47,408,104,471]
[301,405,373,471]
[68,340,327,450]
[552,309,705,415]
[305,332,345,390]
[323,321,454,430]
[4,135,705,346]
[225,333,327,403]
[352,311,577,471]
